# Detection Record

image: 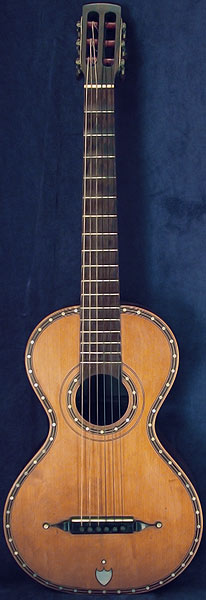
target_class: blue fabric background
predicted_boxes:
[0,1,205,598]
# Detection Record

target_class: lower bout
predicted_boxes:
[10,514,196,592]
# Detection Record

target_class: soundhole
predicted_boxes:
[76,374,129,426]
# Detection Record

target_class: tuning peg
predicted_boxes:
[122,22,126,40]
[120,58,125,77]
[76,39,81,51]
[76,66,82,78]
[121,40,126,58]
[76,21,81,31]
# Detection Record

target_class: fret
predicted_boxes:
[83,154,115,160]
[84,133,115,137]
[85,111,114,114]
[82,249,118,252]
[80,360,122,366]
[84,317,119,323]
[84,195,116,199]
[83,233,117,236]
[82,329,121,335]
[83,215,117,218]
[82,293,119,295]
[81,352,121,355]
[81,342,121,346]
[84,176,116,180]
[83,279,119,282]
[82,266,118,269]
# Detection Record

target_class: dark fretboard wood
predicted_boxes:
[80,85,121,378]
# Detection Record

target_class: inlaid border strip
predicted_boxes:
[4,305,203,594]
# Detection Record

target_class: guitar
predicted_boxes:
[4,3,203,594]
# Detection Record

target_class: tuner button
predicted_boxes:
[76,21,81,30]
[76,58,81,65]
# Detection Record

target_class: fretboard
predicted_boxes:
[80,85,121,378]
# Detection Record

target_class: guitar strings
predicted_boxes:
[81,56,90,524]
[92,25,101,523]
[103,67,107,518]
[88,41,92,521]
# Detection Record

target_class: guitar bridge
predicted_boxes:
[43,517,162,534]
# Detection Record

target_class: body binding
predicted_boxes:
[3,304,203,594]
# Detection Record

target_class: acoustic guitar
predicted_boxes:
[4,3,203,594]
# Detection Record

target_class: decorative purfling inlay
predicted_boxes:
[4,305,203,594]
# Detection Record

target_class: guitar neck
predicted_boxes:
[80,85,121,377]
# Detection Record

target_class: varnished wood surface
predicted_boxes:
[4,307,203,592]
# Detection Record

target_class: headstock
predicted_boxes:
[76,3,126,83]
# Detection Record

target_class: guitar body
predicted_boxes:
[4,305,202,594]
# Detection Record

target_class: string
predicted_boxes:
[88,41,92,521]
[92,23,101,523]
[81,56,90,524]
[108,80,115,516]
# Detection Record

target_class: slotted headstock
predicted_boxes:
[76,3,126,83]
